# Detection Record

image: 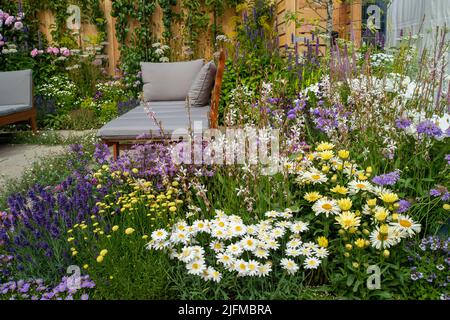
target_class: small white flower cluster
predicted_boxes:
[152,42,170,63]
[146,209,328,282]
[370,52,394,68]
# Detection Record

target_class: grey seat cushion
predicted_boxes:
[0,70,33,107]
[98,101,210,138]
[141,59,204,102]
[0,104,33,117]
[188,61,217,107]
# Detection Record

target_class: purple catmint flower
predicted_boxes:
[445,154,450,165]
[372,170,401,186]
[416,120,443,138]
[395,117,412,129]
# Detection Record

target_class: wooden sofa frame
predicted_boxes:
[101,49,226,160]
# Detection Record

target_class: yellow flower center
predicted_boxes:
[356,183,366,189]
[399,219,412,228]
[322,203,333,210]
[377,233,388,241]
[312,174,321,180]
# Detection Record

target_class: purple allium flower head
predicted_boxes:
[372,170,401,186]
[416,120,443,138]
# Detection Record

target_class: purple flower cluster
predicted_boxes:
[445,154,450,166]
[395,117,412,130]
[2,172,106,277]
[430,186,450,202]
[0,275,94,300]
[416,120,443,138]
[406,236,450,299]
[310,103,350,134]
[397,199,411,213]
[372,170,401,186]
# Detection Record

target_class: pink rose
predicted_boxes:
[51,47,60,55]
[5,15,15,26]
[61,47,71,57]
[14,21,23,30]
[31,48,39,57]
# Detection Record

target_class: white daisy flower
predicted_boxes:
[390,215,421,237]
[170,230,189,244]
[370,226,396,249]
[290,221,309,233]
[230,222,247,236]
[286,238,303,249]
[312,198,341,217]
[265,239,280,250]
[265,210,279,218]
[300,245,313,257]
[209,241,225,253]
[241,236,258,251]
[270,227,285,239]
[304,257,321,269]
[217,253,234,266]
[258,263,272,277]
[286,248,301,257]
[151,229,168,241]
[193,220,210,233]
[303,170,328,184]
[247,260,260,276]
[253,247,269,259]
[186,260,206,275]
[226,243,243,256]
[348,180,373,195]
[209,268,222,283]
[281,258,299,275]
[235,259,249,276]
[314,247,329,258]
[178,247,195,263]
[246,225,258,235]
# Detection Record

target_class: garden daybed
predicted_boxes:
[0,69,37,133]
[98,50,225,159]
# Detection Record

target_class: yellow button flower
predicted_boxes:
[316,142,334,151]
[112,225,119,232]
[67,237,74,242]
[338,150,350,159]
[169,206,177,212]
[83,264,89,269]
[380,192,399,203]
[96,255,104,263]
[345,244,353,251]
[100,249,108,257]
[383,249,390,258]
[132,168,139,174]
[304,192,322,203]
[367,198,377,207]
[354,238,366,249]
[443,204,450,211]
[317,236,329,248]
[125,228,135,235]
[337,198,352,211]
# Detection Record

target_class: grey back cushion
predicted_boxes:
[0,69,32,106]
[141,59,204,102]
[188,61,217,107]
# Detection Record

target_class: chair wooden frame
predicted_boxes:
[0,85,37,134]
[101,49,227,160]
